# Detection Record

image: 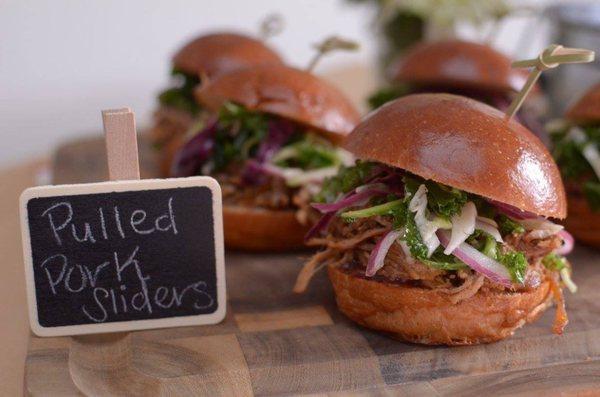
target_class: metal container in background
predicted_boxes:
[545,2,600,114]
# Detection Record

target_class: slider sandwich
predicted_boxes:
[151,32,284,175]
[171,64,360,251]
[369,40,546,141]
[297,93,575,345]
[550,82,600,246]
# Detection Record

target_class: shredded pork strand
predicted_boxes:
[548,276,569,334]
[151,106,195,147]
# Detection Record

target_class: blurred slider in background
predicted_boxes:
[151,17,285,176]
[168,37,361,252]
[545,2,600,113]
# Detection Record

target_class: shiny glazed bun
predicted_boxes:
[344,93,567,218]
[390,40,528,94]
[195,64,361,143]
[565,82,600,124]
[562,189,600,246]
[173,32,283,78]
[328,265,553,345]
[223,206,309,251]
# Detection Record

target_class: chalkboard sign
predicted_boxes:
[20,177,225,336]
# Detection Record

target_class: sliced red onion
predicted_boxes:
[256,119,296,162]
[311,186,388,213]
[489,199,537,220]
[304,211,336,242]
[475,218,503,243]
[438,230,512,288]
[556,230,574,255]
[366,230,401,277]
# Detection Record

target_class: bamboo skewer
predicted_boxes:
[505,44,595,120]
[306,36,359,72]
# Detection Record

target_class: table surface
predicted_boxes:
[6,136,600,396]
[0,159,46,397]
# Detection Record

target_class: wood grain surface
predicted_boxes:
[22,135,600,396]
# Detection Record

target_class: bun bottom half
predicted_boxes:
[327,265,553,345]
[563,190,600,247]
[223,205,310,251]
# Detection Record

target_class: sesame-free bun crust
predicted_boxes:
[345,93,567,218]
[566,82,600,124]
[328,265,553,345]
[223,205,309,251]
[195,64,361,142]
[390,40,527,94]
[173,32,283,78]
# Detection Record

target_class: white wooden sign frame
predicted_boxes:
[20,176,226,337]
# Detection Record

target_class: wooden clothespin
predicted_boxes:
[505,45,595,120]
[102,108,140,181]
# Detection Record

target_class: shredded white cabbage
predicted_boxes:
[475,216,503,242]
[408,184,441,257]
[444,202,476,255]
[398,239,415,264]
[560,268,578,294]
[269,146,354,187]
[518,218,563,238]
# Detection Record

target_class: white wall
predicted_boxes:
[0,0,549,167]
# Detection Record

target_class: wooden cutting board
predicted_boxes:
[24,135,600,396]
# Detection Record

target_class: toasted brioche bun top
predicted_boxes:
[173,32,283,78]
[390,40,528,94]
[566,82,600,124]
[195,64,361,141]
[345,94,566,218]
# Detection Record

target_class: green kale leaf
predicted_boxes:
[542,252,566,271]
[367,85,410,109]
[314,161,378,203]
[498,250,527,284]
[158,69,201,115]
[497,215,525,236]
[403,208,429,260]
[273,136,338,170]
[583,181,600,212]
[403,176,467,219]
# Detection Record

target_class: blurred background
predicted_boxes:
[1,0,598,167]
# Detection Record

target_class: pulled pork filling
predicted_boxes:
[171,101,352,223]
[296,161,575,333]
[550,121,600,211]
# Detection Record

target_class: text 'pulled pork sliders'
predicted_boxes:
[170,64,360,251]
[151,32,284,174]
[296,93,575,345]
[368,40,546,140]
[550,82,600,245]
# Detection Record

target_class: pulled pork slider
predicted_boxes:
[298,93,575,345]
[171,64,360,251]
[550,82,600,246]
[151,32,284,175]
[369,40,545,142]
